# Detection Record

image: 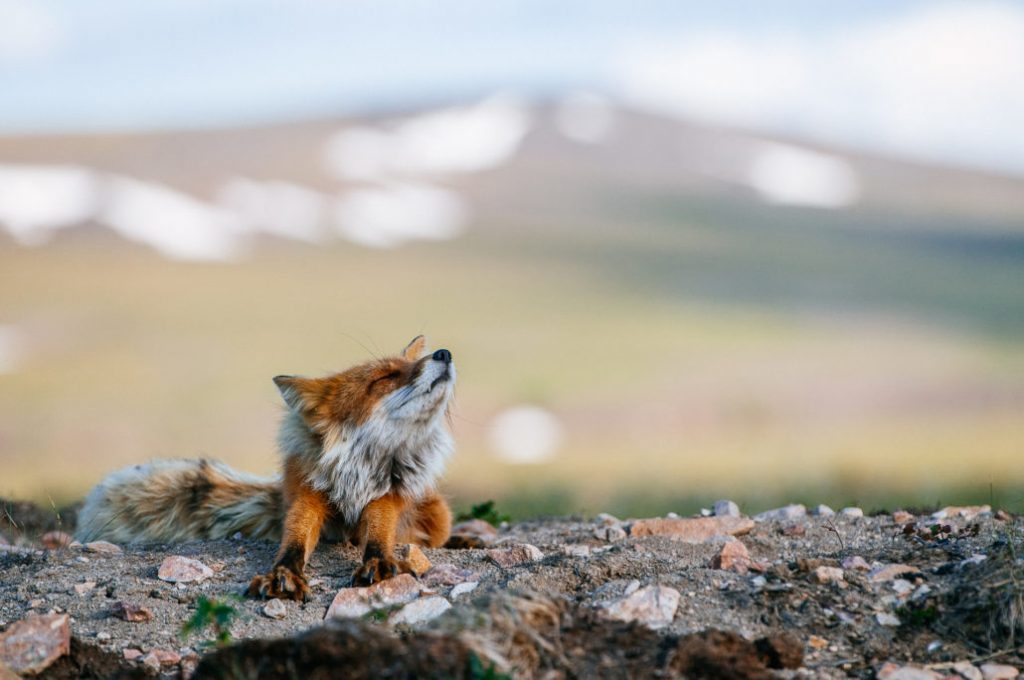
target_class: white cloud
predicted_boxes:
[324,93,532,180]
[0,0,65,61]
[487,405,564,465]
[333,182,468,249]
[0,164,98,245]
[613,3,1024,175]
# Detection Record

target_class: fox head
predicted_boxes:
[273,335,455,436]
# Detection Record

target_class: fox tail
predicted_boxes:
[75,459,282,544]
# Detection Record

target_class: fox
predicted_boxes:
[75,335,456,600]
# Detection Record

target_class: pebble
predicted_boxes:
[952,662,983,680]
[979,664,1020,680]
[0,614,71,675]
[876,612,901,627]
[841,555,871,571]
[595,513,620,526]
[262,599,287,620]
[840,507,864,518]
[110,601,153,622]
[450,581,478,599]
[562,544,591,558]
[812,566,845,584]
[808,635,828,650]
[388,596,451,626]
[599,585,680,630]
[486,544,543,568]
[422,564,479,587]
[83,541,123,555]
[73,581,96,596]
[712,500,740,517]
[449,519,498,543]
[933,505,991,521]
[594,525,627,542]
[869,564,921,583]
[325,573,421,619]
[892,510,915,524]
[753,504,807,522]
[95,631,111,642]
[158,556,214,584]
[140,651,162,672]
[123,649,143,661]
[812,504,836,517]
[628,516,754,542]
[710,540,751,574]
[877,663,941,679]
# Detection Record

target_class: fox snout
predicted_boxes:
[432,348,452,363]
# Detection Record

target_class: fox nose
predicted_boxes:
[432,349,452,364]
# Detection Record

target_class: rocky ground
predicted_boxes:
[1,499,1022,679]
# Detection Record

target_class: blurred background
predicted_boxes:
[1,0,1022,518]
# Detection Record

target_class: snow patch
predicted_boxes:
[0,164,98,245]
[746,142,859,208]
[217,177,326,243]
[334,182,467,249]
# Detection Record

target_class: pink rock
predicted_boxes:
[628,516,755,542]
[599,585,680,629]
[869,564,921,583]
[933,505,991,521]
[152,649,182,666]
[812,566,845,584]
[841,556,871,572]
[110,601,154,622]
[123,648,143,661]
[73,581,97,596]
[892,511,915,524]
[158,556,214,583]
[83,541,123,554]
[422,564,479,587]
[0,614,70,675]
[710,540,751,574]
[486,544,544,568]
[877,663,941,679]
[450,519,498,541]
[979,663,1020,680]
[325,573,421,619]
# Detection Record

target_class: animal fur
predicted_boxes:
[76,335,456,599]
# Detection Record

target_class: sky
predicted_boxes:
[2,0,1024,176]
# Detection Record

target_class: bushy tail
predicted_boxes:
[76,459,283,544]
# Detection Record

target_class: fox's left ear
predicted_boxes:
[401,335,429,360]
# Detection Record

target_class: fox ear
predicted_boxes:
[401,335,429,360]
[273,375,317,413]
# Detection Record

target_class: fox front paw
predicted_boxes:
[350,556,413,587]
[246,565,310,601]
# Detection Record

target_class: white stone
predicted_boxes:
[599,585,680,630]
[450,582,478,599]
[812,504,836,517]
[713,500,740,517]
[840,507,865,518]
[753,504,806,522]
[876,612,901,627]
[262,599,286,619]
[157,556,213,584]
[389,596,452,626]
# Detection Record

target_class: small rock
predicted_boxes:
[933,505,991,521]
[394,544,432,575]
[95,632,111,642]
[388,596,451,626]
[595,512,620,525]
[813,566,845,584]
[151,649,181,667]
[450,581,478,599]
[599,585,680,630]
[123,649,143,661]
[158,556,214,583]
[422,564,478,587]
[781,523,806,537]
[140,651,162,672]
[486,544,543,568]
[449,519,498,542]
[628,516,755,542]
[231,532,243,540]
[710,540,751,574]
[594,525,627,542]
[712,500,740,517]
[325,573,421,619]
[876,612,901,627]
[840,507,864,518]
[562,544,591,558]
[870,564,921,583]
[892,579,915,596]
[808,635,828,650]
[40,531,74,550]
[753,504,806,522]
[83,541,122,555]
[995,509,1011,522]
[110,601,153,622]
[841,555,871,571]
[666,511,681,519]
[812,504,835,517]
[892,510,915,524]
[979,664,1019,680]
[262,599,286,620]
[952,662,983,680]
[877,663,941,679]
[73,581,96,596]
[0,614,71,675]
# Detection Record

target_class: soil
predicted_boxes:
[1,500,1021,679]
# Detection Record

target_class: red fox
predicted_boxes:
[76,336,456,600]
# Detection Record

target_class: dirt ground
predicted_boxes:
[1,499,1021,679]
